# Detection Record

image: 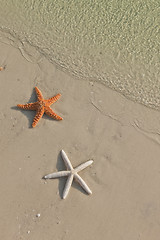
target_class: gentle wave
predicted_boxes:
[0,0,159,109]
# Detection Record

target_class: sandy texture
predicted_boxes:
[0,41,160,240]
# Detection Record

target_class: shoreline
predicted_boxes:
[0,27,159,113]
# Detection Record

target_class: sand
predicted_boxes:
[0,41,160,240]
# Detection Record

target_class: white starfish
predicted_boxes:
[44,150,93,199]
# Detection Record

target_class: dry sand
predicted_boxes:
[0,41,160,240]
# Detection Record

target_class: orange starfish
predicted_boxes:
[17,87,63,127]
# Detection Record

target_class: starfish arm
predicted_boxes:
[32,107,44,128]
[45,106,63,120]
[47,93,62,105]
[35,86,43,101]
[17,102,38,110]
[44,170,70,179]
[63,174,73,199]
[61,150,73,170]
[75,160,93,173]
[74,173,92,195]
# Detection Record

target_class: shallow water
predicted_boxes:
[0,0,159,109]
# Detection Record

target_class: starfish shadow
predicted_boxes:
[72,180,88,196]
[12,88,37,128]
[56,152,88,198]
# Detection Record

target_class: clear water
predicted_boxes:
[0,0,159,109]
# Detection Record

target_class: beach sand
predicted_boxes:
[1,41,160,240]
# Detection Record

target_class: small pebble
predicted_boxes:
[27,230,30,234]
[36,213,41,218]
